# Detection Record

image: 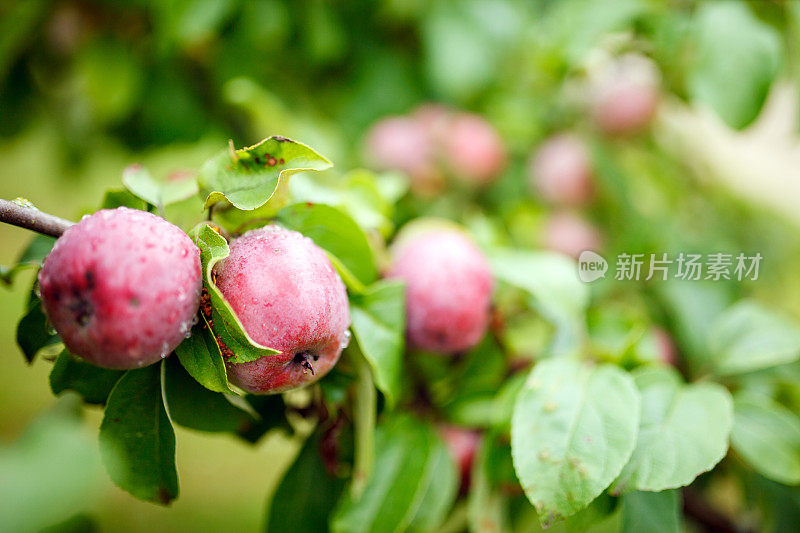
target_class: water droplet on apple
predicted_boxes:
[339,330,351,350]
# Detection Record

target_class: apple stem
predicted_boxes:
[351,348,376,499]
[293,352,316,375]
[0,199,74,238]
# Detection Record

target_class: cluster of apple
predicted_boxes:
[37,207,494,399]
[364,54,659,261]
[529,53,660,258]
[364,104,507,195]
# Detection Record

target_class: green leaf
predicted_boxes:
[1,233,55,285]
[731,393,800,485]
[98,363,178,505]
[653,280,733,375]
[290,168,405,237]
[563,492,618,533]
[17,290,60,363]
[407,433,459,532]
[331,416,459,533]
[442,335,508,409]
[742,471,800,532]
[510,359,639,527]
[350,346,377,499]
[620,490,680,533]
[277,202,377,290]
[489,250,588,356]
[49,350,124,405]
[612,366,733,493]
[490,250,588,320]
[468,436,508,533]
[349,280,405,407]
[687,1,782,129]
[198,136,332,217]
[550,0,647,65]
[709,300,800,376]
[101,188,148,210]
[422,1,522,101]
[486,372,528,430]
[266,432,347,533]
[163,356,253,433]
[174,318,232,393]
[190,223,280,364]
[426,336,509,427]
[122,164,199,211]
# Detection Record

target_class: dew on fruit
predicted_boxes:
[339,329,351,350]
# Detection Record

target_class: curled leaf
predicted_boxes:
[198,136,332,219]
[189,223,280,366]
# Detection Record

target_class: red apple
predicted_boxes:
[38,207,202,369]
[441,425,481,491]
[530,134,594,206]
[591,54,660,135]
[442,113,507,185]
[213,225,350,394]
[386,221,493,354]
[541,212,602,260]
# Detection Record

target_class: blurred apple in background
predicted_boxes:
[529,134,594,206]
[541,211,602,259]
[591,53,660,136]
[364,116,443,196]
[365,106,506,193]
[442,113,507,185]
[440,425,480,493]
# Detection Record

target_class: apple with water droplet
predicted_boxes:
[213,225,351,394]
[38,207,202,369]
